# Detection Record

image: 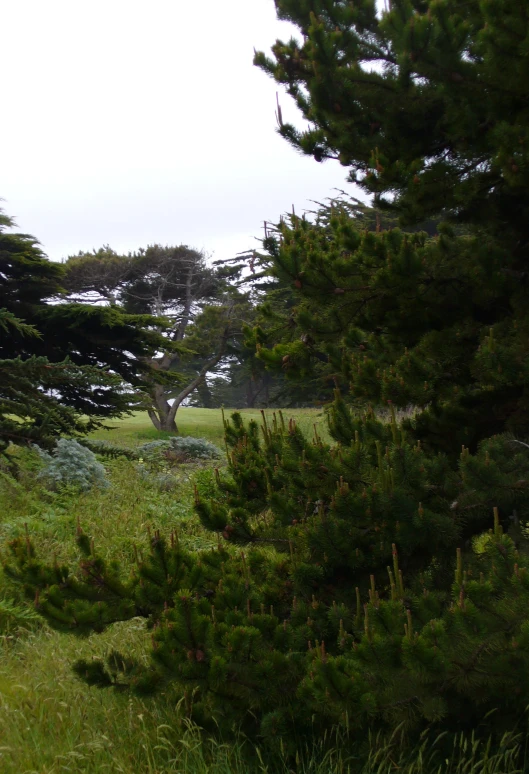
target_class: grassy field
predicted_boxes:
[89,406,331,447]
[0,408,525,773]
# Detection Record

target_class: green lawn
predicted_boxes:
[89,406,330,447]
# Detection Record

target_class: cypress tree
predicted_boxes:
[0,211,166,455]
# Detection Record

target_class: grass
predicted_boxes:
[0,408,527,772]
[89,406,331,447]
[0,408,338,773]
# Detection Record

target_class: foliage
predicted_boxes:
[254,0,529,238]
[6,403,529,752]
[170,435,222,461]
[249,0,529,457]
[0,352,119,459]
[133,437,223,491]
[0,211,166,457]
[0,596,41,633]
[36,439,109,492]
[252,198,529,457]
[138,436,223,462]
[63,245,251,432]
[211,197,446,413]
[1,415,529,770]
[240,199,388,408]
[80,438,140,460]
[6,0,529,766]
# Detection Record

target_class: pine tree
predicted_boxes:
[6,0,529,762]
[251,0,529,454]
[251,198,529,456]
[254,0,529,239]
[241,197,451,412]
[6,414,529,749]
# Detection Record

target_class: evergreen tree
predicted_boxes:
[6,413,529,749]
[64,246,249,432]
[251,0,529,454]
[0,211,165,456]
[6,0,529,762]
[254,0,529,239]
[251,197,529,457]
[188,264,333,409]
[243,197,400,409]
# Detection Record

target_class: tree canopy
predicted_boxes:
[0,212,164,455]
[251,0,529,455]
[255,0,529,242]
[63,245,249,432]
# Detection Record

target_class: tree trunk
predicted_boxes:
[247,379,257,409]
[145,315,233,433]
[149,384,179,433]
[160,415,178,433]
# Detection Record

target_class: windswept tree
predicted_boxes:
[0,211,165,457]
[64,245,249,432]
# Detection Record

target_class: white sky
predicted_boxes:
[1,0,361,263]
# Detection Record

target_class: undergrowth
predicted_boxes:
[0,413,527,772]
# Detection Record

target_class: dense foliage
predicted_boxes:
[6,0,529,765]
[0,212,164,456]
[5,412,529,748]
[138,436,222,462]
[63,245,249,432]
[253,199,529,457]
[255,0,529,238]
[251,0,529,455]
[36,439,109,492]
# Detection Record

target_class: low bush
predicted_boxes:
[36,439,109,492]
[138,436,222,462]
[136,464,180,492]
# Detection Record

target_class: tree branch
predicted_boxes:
[167,319,233,425]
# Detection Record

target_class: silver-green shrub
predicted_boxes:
[169,436,222,460]
[138,436,222,461]
[36,439,109,492]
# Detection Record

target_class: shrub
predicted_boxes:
[36,439,109,492]
[10,409,529,754]
[137,439,172,458]
[134,437,222,491]
[80,439,139,461]
[168,436,222,460]
[138,436,222,462]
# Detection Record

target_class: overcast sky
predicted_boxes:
[2,0,361,263]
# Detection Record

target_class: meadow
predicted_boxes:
[88,406,330,447]
[0,408,525,773]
